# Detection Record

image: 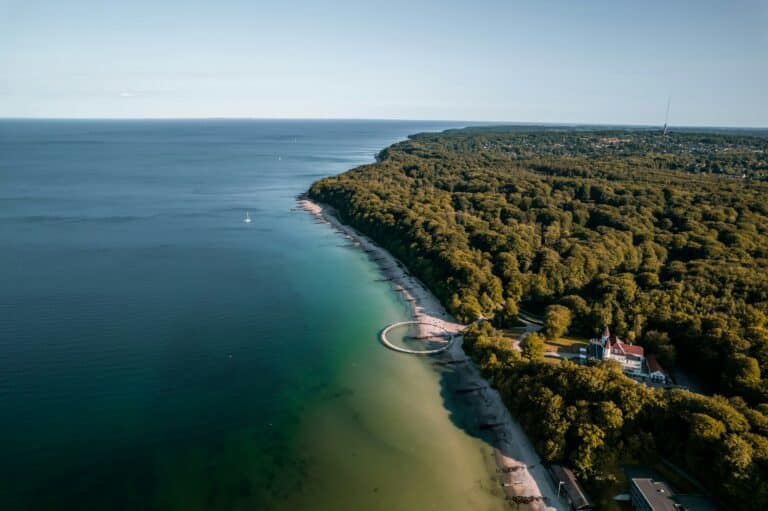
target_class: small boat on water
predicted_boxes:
[244,211,252,224]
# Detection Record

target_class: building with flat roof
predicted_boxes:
[630,478,679,511]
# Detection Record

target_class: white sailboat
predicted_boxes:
[244,211,252,224]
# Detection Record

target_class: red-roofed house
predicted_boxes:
[589,327,645,376]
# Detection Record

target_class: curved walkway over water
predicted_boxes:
[380,321,455,355]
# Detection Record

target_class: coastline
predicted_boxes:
[298,196,565,511]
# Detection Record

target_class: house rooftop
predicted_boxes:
[631,478,678,511]
[608,337,644,356]
[549,464,593,510]
[647,354,666,374]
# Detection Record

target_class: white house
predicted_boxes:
[588,327,645,376]
[588,327,672,385]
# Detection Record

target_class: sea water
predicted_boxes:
[0,120,507,510]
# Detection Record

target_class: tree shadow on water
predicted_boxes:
[434,358,502,450]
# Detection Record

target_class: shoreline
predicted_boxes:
[298,196,565,511]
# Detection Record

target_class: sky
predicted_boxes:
[0,0,766,126]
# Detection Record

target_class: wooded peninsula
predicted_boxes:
[309,127,768,510]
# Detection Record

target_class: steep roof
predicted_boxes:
[647,354,666,374]
[607,337,644,357]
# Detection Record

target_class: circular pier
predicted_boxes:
[379,321,455,355]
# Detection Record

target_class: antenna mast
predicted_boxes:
[663,97,671,135]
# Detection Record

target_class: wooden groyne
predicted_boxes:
[433,359,468,366]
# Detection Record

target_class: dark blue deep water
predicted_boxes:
[0,120,510,511]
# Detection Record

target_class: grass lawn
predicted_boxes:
[544,335,590,354]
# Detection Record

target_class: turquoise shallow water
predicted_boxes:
[0,120,506,510]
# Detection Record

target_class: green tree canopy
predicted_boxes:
[522,331,546,361]
[544,304,572,339]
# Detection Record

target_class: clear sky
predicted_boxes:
[1,0,766,126]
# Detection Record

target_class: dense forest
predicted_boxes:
[463,321,767,509]
[309,127,768,509]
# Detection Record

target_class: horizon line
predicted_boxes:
[0,116,766,130]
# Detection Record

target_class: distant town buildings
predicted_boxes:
[587,327,669,384]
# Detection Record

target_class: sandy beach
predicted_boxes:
[298,197,565,511]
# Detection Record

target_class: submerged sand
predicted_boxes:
[299,198,565,511]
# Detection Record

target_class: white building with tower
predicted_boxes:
[587,327,669,384]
